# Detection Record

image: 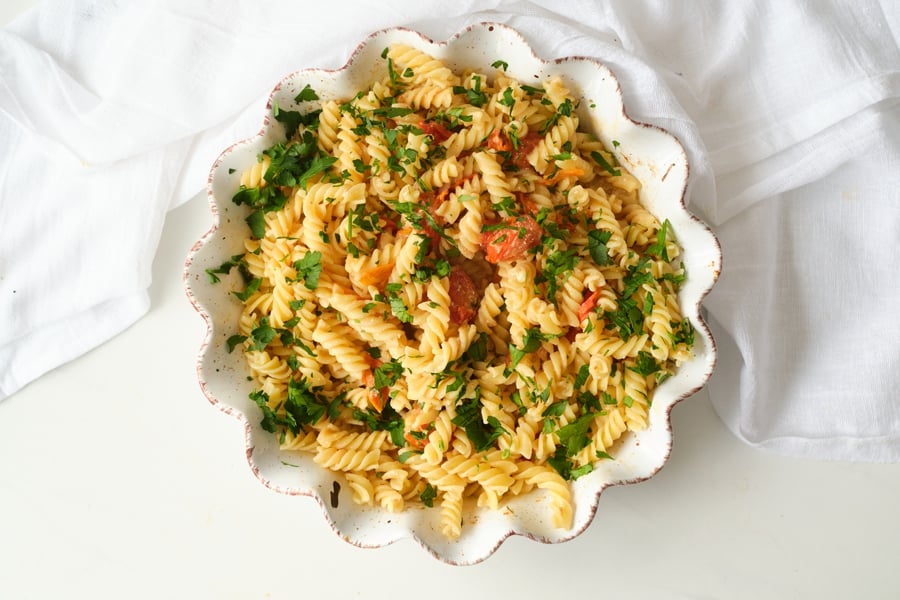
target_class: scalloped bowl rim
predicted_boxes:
[183,22,722,565]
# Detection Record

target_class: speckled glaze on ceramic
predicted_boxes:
[183,22,722,565]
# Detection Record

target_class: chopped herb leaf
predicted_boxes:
[542,401,568,418]
[420,483,437,507]
[293,251,323,290]
[547,447,572,479]
[226,334,247,353]
[571,463,594,479]
[298,155,338,189]
[672,318,695,347]
[452,75,488,107]
[629,351,661,377]
[577,391,603,412]
[605,297,643,339]
[292,337,317,357]
[590,150,622,177]
[465,332,489,362]
[246,209,266,239]
[233,277,262,302]
[622,258,654,299]
[542,248,578,301]
[273,101,321,139]
[499,87,516,111]
[250,317,276,351]
[294,84,319,102]
[646,219,671,261]
[508,328,550,371]
[205,254,247,283]
[250,390,280,433]
[354,404,405,447]
[587,229,612,266]
[284,377,332,430]
[388,296,413,323]
[556,412,596,456]
[373,360,404,389]
[643,291,655,315]
[398,450,419,463]
[451,396,505,452]
[574,364,590,389]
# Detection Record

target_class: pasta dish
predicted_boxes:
[208,44,695,540]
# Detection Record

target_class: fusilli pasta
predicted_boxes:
[214,45,695,540]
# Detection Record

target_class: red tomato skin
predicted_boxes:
[479,215,542,264]
[512,131,542,170]
[578,289,603,325]
[419,119,452,143]
[448,267,478,324]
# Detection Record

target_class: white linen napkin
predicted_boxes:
[1,0,898,462]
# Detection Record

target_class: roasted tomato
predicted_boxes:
[578,288,603,325]
[417,220,443,255]
[511,131,542,170]
[448,267,479,324]
[361,366,387,413]
[418,119,452,143]
[479,215,542,263]
[515,191,540,216]
[487,128,513,152]
[404,429,429,450]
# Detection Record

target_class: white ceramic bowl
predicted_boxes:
[184,22,721,565]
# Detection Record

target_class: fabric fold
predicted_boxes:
[2,0,899,463]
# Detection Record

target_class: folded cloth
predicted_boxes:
[1,0,898,462]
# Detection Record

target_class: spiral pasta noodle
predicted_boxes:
[213,45,696,540]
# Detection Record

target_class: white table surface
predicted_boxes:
[2,2,899,599]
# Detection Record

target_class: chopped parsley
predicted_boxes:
[464,332,489,362]
[540,247,578,301]
[354,403,406,447]
[250,378,337,435]
[294,84,319,102]
[587,229,612,266]
[622,258,655,299]
[293,251,323,290]
[384,283,414,323]
[451,393,506,452]
[573,364,590,390]
[226,334,247,353]
[249,317,276,351]
[205,254,247,284]
[273,101,321,139]
[508,328,551,371]
[232,277,261,302]
[672,318,695,347]
[372,360,404,389]
[245,209,266,239]
[420,483,437,507]
[452,75,488,107]
[590,150,621,177]
[605,297,644,339]
[646,219,671,261]
[556,412,596,456]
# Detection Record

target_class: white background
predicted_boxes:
[2,2,899,598]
